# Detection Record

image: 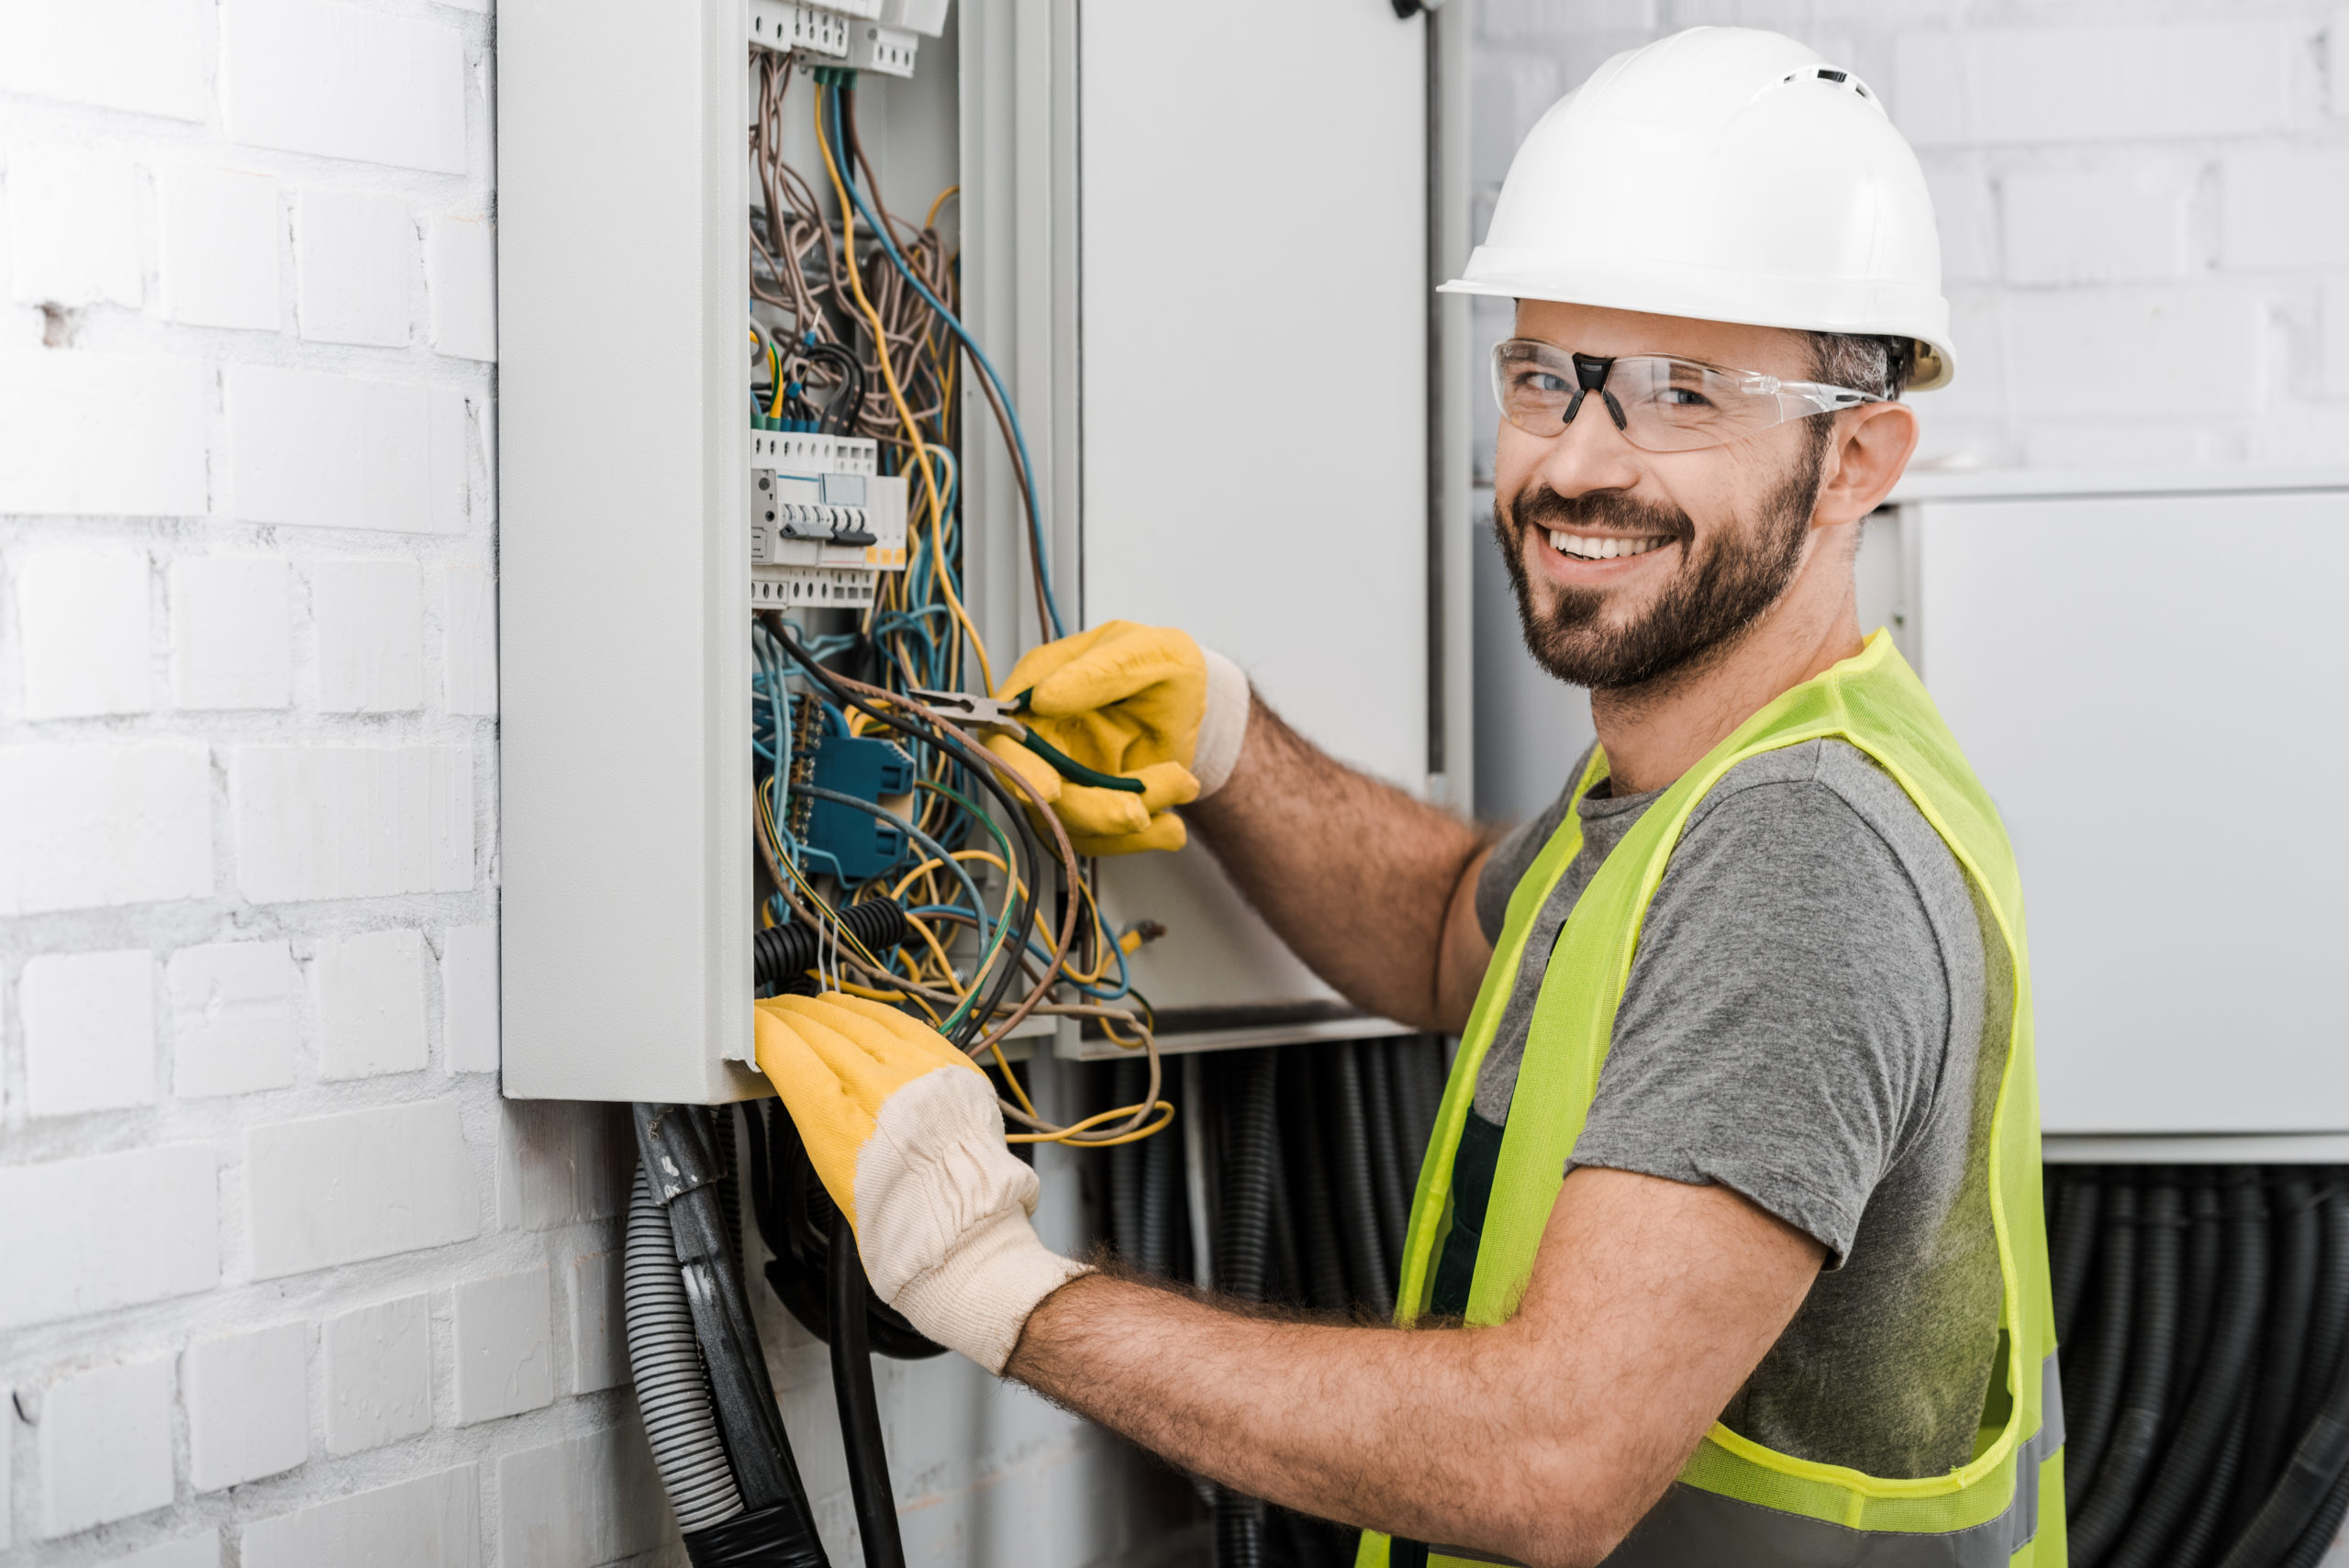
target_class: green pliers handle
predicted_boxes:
[1003,688,1145,795]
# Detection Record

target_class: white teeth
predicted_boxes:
[1549,528,1669,562]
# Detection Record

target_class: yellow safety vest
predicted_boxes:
[1357,632,2065,1568]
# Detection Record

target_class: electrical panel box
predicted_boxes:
[1879,468,2349,1136]
[497,0,1467,1102]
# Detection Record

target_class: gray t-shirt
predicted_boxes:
[1468,739,2011,1479]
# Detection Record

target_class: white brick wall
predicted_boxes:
[0,3,658,1562]
[1468,1,2349,473]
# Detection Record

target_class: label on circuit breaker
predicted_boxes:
[749,0,849,57]
[751,566,879,608]
[805,0,885,19]
[750,428,878,476]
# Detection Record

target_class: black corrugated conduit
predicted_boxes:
[1101,1038,1449,1568]
[2054,1164,2349,1568]
[627,1105,829,1567]
[754,897,911,996]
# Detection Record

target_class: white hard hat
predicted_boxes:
[1445,28,1955,391]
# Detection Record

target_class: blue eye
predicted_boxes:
[1658,387,1712,408]
[1516,370,1571,395]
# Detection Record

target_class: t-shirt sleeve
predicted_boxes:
[1565,770,1952,1268]
[1474,745,1597,943]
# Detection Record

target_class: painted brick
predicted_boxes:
[0,0,211,120]
[313,560,424,711]
[20,948,157,1118]
[569,1251,626,1394]
[1894,24,2292,147]
[2224,150,2349,269]
[495,1424,670,1568]
[225,366,467,532]
[157,166,283,331]
[37,1358,175,1538]
[184,1322,308,1491]
[315,928,428,1080]
[222,0,468,174]
[169,940,299,1098]
[1920,164,1996,284]
[451,1267,553,1425]
[498,1101,630,1232]
[2003,164,2196,284]
[2332,11,2349,118]
[0,1147,217,1329]
[295,189,413,347]
[240,1466,482,1568]
[2004,288,2265,417]
[0,744,213,917]
[16,548,154,719]
[230,745,473,903]
[441,922,499,1073]
[108,1532,222,1568]
[172,556,294,709]
[0,1388,8,1550]
[245,1100,477,1277]
[5,144,141,307]
[2325,277,2349,399]
[440,563,496,716]
[0,351,209,517]
[321,1293,432,1455]
[425,216,496,361]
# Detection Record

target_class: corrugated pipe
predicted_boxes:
[625,1167,747,1534]
[2054,1163,2349,1568]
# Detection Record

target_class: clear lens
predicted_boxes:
[1490,340,1878,453]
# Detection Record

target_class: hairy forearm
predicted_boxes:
[1186,695,1490,1030]
[1006,1272,1631,1567]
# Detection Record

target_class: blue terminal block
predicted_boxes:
[804,733,917,882]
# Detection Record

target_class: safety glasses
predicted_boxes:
[1491,339,1885,453]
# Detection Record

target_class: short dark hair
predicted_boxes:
[1802,332,1918,401]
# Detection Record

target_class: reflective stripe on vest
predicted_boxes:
[1356,633,2065,1568]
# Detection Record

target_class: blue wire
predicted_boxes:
[828,85,1065,639]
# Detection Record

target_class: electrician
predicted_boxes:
[757,27,2060,1568]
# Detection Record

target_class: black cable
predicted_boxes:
[2236,1174,2321,1532]
[1279,1048,1348,1314]
[2070,1173,2180,1566]
[2107,1173,2271,1568]
[2219,1183,2349,1568]
[1108,1056,1148,1260]
[754,1102,944,1362]
[1218,1050,1279,1302]
[1267,1126,1302,1306]
[2172,1392,2254,1568]
[2051,1166,2102,1348]
[1324,1042,1392,1317]
[829,1208,907,1568]
[1140,1085,1183,1277]
[2174,1176,2226,1432]
[1360,1041,1410,1270]
[2279,1462,2349,1568]
[2299,1189,2349,1438]
[2066,1179,2140,1513]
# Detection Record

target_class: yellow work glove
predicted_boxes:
[984,620,1252,857]
[752,993,1088,1373]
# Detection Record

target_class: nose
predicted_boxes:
[1531,385,1644,501]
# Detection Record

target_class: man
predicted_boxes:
[757,27,2061,1568]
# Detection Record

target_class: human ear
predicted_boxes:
[1810,401,1920,529]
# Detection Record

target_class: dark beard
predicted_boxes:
[1496,450,1824,692]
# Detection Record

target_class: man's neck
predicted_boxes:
[1589,591,1865,796]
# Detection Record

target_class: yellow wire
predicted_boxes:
[1007,1099,1176,1148]
[817,87,994,692]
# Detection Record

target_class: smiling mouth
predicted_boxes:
[1548,528,1673,562]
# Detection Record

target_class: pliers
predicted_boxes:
[907,688,1146,795]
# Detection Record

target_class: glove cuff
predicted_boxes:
[889,1207,1091,1374]
[1193,647,1252,799]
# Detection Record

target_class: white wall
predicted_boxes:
[1468,0,2349,817]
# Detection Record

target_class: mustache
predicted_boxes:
[1505,482,1694,544]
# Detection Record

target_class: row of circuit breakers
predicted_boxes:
[749,0,947,79]
[750,429,911,609]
